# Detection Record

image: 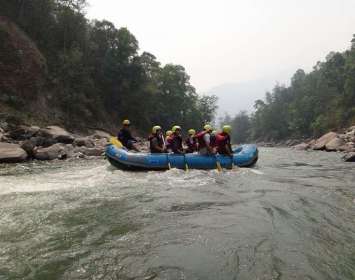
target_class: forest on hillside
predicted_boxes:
[224,35,355,143]
[0,0,217,132]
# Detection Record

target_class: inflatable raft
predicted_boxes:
[106,142,258,171]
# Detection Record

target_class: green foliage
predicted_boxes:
[0,0,217,131]
[249,38,355,140]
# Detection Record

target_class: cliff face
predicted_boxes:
[0,16,46,106]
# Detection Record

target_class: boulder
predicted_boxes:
[94,138,109,147]
[293,142,309,150]
[92,130,111,140]
[34,143,68,160]
[8,125,40,140]
[342,152,355,162]
[74,137,95,148]
[0,142,28,163]
[338,143,355,153]
[347,126,355,133]
[325,137,345,152]
[39,126,74,144]
[313,132,338,150]
[74,146,104,157]
[20,139,36,157]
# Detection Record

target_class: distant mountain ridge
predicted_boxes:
[207,71,295,118]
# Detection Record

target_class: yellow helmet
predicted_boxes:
[223,125,232,134]
[211,130,217,135]
[152,125,162,134]
[172,125,181,132]
[166,130,173,136]
[188,129,196,135]
[204,124,212,132]
[122,119,130,125]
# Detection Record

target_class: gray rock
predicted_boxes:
[325,137,345,152]
[342,152,355,162]
[293,142,309,150]
[21,140,36,157]
[0,142,28,163]
[313,132,338,150]
[74,146,104,157]
[39,126,74,144]
[8,125,40,140]
[92,130,111,140]
[74,137,95,148]
[94,138,109,147]
[338,143,355,153]
[34,143,68,160]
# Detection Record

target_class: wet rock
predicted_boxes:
[94,138,109,147]
[39,126,74,144]
[8,125,40,140]
[325,137,345,152]
[313,132,338,150]
[21,139,36,157]
[0,142,28,163]
[342,152,355,162]
[74,146,104,157]
[74,137,95,148]
[293,142,309,150]
[34,143,68,160]
[92,130,111,140]
[338,143,355,153]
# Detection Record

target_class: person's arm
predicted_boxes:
[204,134,215,154]
[225,144,233,157]
[151,138,164,152]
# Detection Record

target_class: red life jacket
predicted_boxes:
[185,136,197,153]
[195,131,209,149]
[216,132,231,154]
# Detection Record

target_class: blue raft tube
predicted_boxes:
[105,139,258,171]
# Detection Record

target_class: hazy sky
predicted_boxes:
[87,0,355,93]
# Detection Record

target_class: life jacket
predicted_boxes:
[185,136,197,153]
[215,132,231,154]
[195,131,209,149]
[210,134,217,147]
[148,134,164,153]
[170,133,183,154]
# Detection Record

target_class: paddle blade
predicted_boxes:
[216,161,223,172]
[185,163,189,172]
[110,137,123,148]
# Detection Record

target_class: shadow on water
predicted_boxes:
[0,148,354,279]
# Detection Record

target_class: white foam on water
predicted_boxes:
[0,163,111,195]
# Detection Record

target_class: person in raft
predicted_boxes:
[149,126,167,153]
[210,130,218,149]
[165,130,173,151]
[170,125,185,154]
[195,124,215,155]
[185,129,198,153]
[117,119,140,152]
[216,125,233,156]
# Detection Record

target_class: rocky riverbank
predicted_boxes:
[0,125,114,163]
[291,126,355,162]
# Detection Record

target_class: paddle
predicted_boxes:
[161,134,171,170]
[166,153,171,170]
[183,153,189,171]
[215,154,223,172]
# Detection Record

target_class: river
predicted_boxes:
[0,148,354,280]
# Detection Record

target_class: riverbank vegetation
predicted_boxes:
[223,35,355,142]
[0,0,217,132]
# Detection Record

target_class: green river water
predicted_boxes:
[0,148,354,280]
